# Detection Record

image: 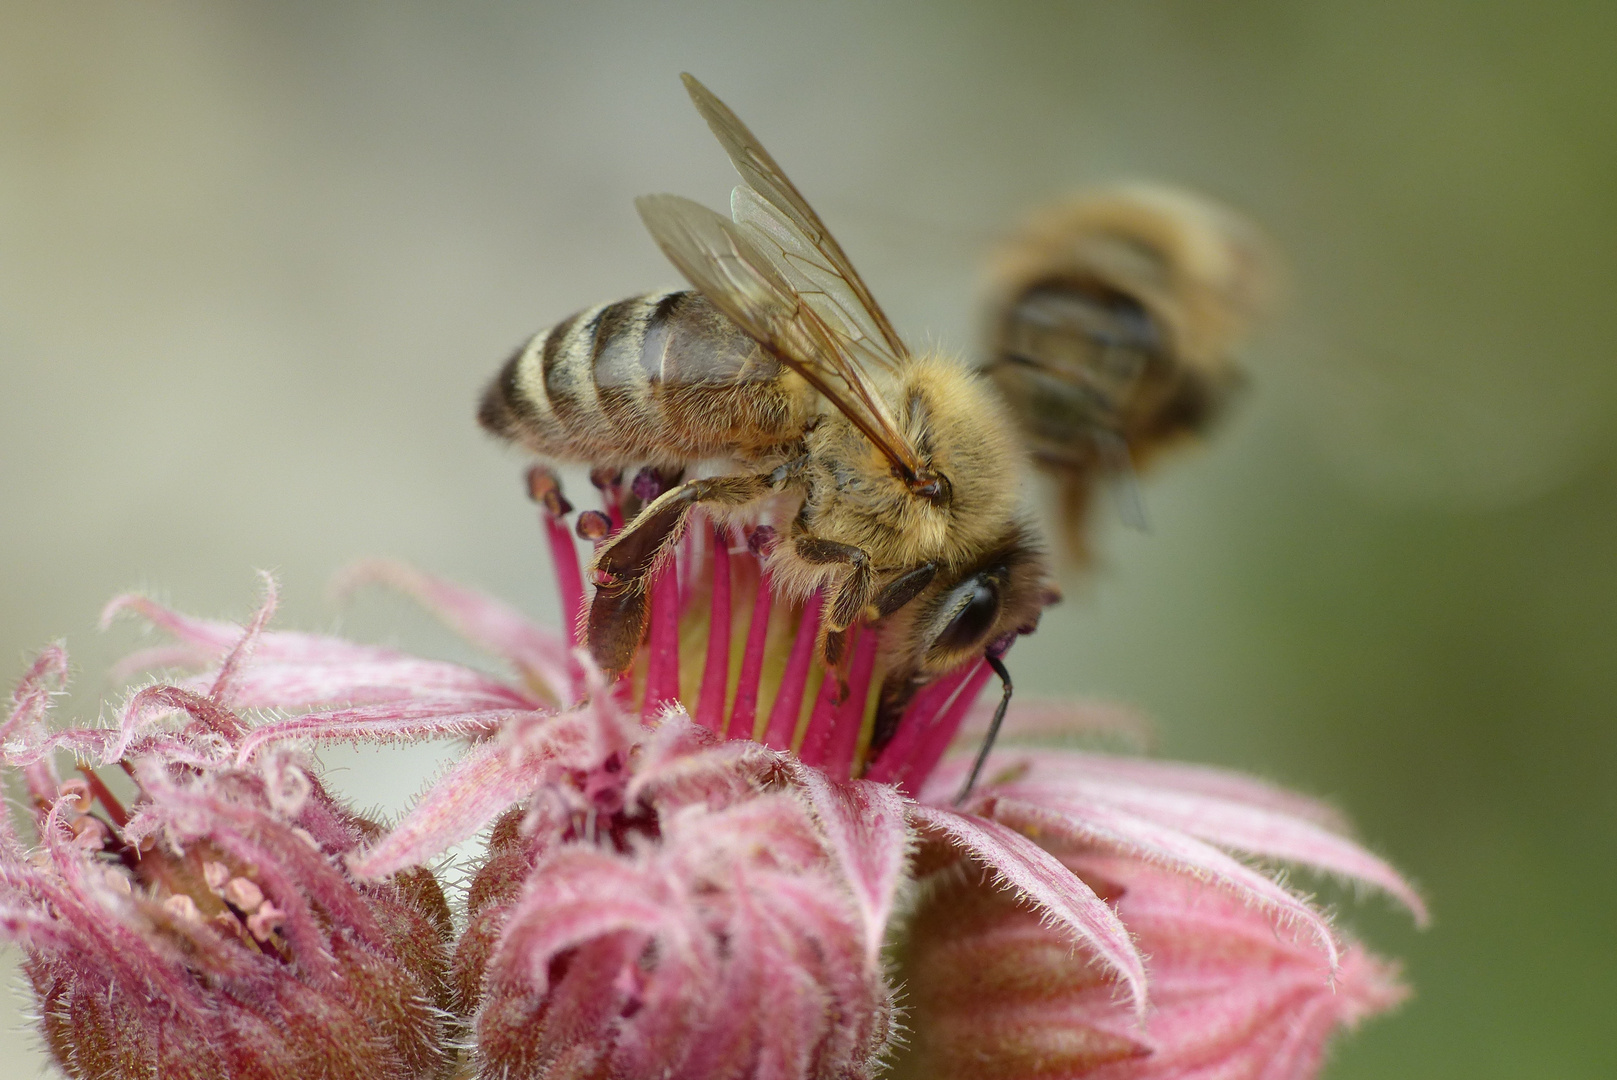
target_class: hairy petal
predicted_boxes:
[998,775,1427,925]
[102,593,399,665]
[951,697,1157,753]
[348,717,581,879]
[337,559,576,705]
[909,803,1147,1017]
[795,766,911,963]
[928,747,1354,833]
[189,657,538,712]
[981,792,1343,970]
[206,571,278,705]
[236,702,517,762]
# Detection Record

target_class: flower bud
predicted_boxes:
[444,711,896,1080]
[2,648,458,1080]
[891,856,1406,1080]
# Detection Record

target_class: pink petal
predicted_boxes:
[488,849,672,993]
[235,703,520,763]
[627,718,780,811]
[2,645,68,762]
[205,571,277,704]
[862,662,976,787]
[909,803,1148,1017]
[113,685,246,759]
[541,510,587,648]
[952,697,1156,752]
[940,749,1355,833]
[102,593,397,664]
[1002,775,1427,925]
[819,626,880,781]
[983,793,1343,969]
[795,658,843,767]
[794,768,910,964]
[336,559,576,705]
[196,657,536,711]
[900,658,994,795]
[107,644,212,682]
[347,719,580,879]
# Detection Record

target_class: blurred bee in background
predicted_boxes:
[981,185,1277,561]
[481,75,1051,762]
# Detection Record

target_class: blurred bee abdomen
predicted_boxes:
[982,184,1277,558]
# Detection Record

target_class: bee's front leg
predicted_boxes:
[587,471,777,675]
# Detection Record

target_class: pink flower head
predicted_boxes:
[461,738,897,1079]
[0,587,457,1080]
[333,639,908,1079]
[0,475,1425,1079]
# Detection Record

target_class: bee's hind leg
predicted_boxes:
[587,471,775,675]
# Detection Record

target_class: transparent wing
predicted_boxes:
[1093,428,1150,532]
[636,193,927,479]
[682,73,910,367]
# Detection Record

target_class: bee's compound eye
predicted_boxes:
[932,576,1002,658]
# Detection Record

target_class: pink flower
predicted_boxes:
[0,584,457,1080]
[2,467,1424,1079]
[353,467,1421,1077]
[892,854,1408,1080]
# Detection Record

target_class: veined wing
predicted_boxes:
[681,73,911,383]
[636,193,928,482]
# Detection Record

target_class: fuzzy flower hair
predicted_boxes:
[1,585,456,1080]
[1,472,1425,1079]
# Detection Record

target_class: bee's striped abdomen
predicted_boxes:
[480,290,813,466]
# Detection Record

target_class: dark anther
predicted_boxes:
[747,524,779,556]
[630,468,662,502]
[631,466,680,503]
[589,466,624,492]
[576,510,612,541]
[526,466,561,505]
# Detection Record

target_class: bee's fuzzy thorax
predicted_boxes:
[898,353,1026,564]
[790,353,1028,577]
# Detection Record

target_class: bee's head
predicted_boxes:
[869,522,1053,754]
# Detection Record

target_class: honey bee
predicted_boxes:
[479,75,1050,757]
[982,184,1276,559]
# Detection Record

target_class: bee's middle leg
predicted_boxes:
[587,471,775,675]
[792,533,877,671]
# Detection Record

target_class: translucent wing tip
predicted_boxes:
[680,72,718,110]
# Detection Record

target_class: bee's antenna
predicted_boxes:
[955,653,1012,806]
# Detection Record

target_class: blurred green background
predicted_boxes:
[3,2,1613,1076]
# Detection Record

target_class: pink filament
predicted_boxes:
[642,555,680,719]
[726,566,775,740]
[694,523,732,733]
[544,513,586,648]
[677,527,701,615]
[796,637,847,767]
[761,595,822,750]
[820,627,880,781]
[895,658,994,794]
[861,661,977,786]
